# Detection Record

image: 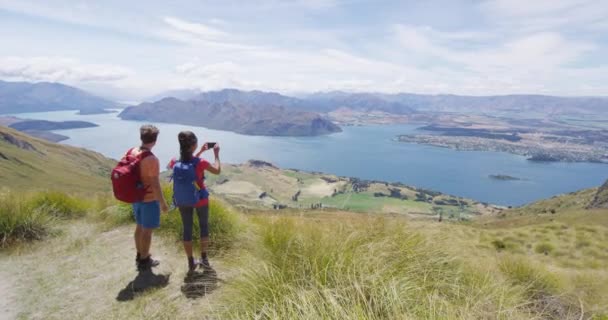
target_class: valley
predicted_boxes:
[203,160,502,220]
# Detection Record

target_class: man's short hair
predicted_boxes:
[140,125,159,144]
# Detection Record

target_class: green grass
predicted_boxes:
[31,191,89,219]
[0,192,53,247]
[0,190,103,247]
[498,256,562,300]
[534,242,555,255]
[1,188,607,318]
[219,215,528,319]
[0,190,92,247]
[320,192,432,213]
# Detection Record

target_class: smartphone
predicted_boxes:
[206,142,217,149]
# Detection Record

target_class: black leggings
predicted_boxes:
[178,205,209,241]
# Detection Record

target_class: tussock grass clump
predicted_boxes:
[498,257,582,318]
[94,202,135,226]
[221,216,522,319]
[534,242,555,255]
[0,192,53,247]
[31,191,89,219]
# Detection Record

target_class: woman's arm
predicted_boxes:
[205,145,221,175]
[195,143,209,158]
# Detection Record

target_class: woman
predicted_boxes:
[169,131,221,272]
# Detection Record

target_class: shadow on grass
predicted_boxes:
[116,270,171,302]
[181,267,220,299]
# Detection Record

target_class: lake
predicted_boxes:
[11,110,608,206]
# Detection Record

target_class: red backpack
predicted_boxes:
[111,148,153,203]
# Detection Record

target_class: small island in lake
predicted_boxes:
[9,120,98,131]
[489,174,522,181]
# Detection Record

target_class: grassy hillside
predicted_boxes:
[2,195,606,319]
[205,160,501,220]
[0,126,114,193]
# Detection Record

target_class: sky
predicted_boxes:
[0,0,607,100]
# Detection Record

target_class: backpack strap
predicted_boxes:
[126,147,152,160]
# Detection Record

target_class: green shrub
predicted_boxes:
[0,193,53,247]
[31,191,89,219]
[491,239,506,250]
[534,242,555,255]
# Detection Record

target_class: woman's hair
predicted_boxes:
[178,131,197,162]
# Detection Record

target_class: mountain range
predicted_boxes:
[119,96,341,136]
[2,79,608,136]
[0,80,118,114]
[144,88,608,117]
[378,93,608,116]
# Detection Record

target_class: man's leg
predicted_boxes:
[133,203,143,262]
[134,224,143,258]
[140,227,153,259]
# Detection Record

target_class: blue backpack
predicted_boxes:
[172,158,208,207]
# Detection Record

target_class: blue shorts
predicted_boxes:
[133,201,160,229]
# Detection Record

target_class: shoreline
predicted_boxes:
[397,134,608,164]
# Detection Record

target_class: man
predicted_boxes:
[130,125,169,271]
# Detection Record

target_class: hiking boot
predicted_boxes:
[137,256,160,272]
[135,253,159,266]
[188,257,196,273]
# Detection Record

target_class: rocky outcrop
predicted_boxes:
[588,180,608,209]
[246,160,277,169]
[0,132,37,152]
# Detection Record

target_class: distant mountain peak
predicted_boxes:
[119,96,341,137]
[0,80,117,114]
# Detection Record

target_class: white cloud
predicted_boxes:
[176,61,240,77]
[1,1,606,97]
[480,0,608,31]
[393,24,595,71]
[0,56,132,83]
[163,16,227,39]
